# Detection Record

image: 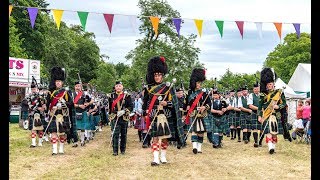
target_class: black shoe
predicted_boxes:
[177,143,182,149]
[226,135,230,137]
[231,137,234,140]
[113,152,118,156]
[151,162,159,166]
[142,144,148,148]
[259,144,262,147]
[193,148,198,154]
[81,142,85,146]
[254,143,259,148]
[244,140,249,144]
[238,139,241,142]
[198,151,202,153]
[288,137,292,142]
[30,145,36,148]
[52,153,58,156]
[269,149,275,154]
[121,151,125,155]
[72,143,78,148]
[213,144,219,148]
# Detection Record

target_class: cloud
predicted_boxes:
[45,0,310,79]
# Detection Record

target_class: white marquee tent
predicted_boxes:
[288,63,311,97]
[275,78,307,99]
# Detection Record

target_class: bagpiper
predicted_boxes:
[27,77,47,147]
[142,56,185,166]
[258,67,286,154]
[46,67,73,155]
[184,68,211,154]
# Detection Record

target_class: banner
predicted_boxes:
[172,18,182,37]
[293,23,301,39]
[215,20,224,38]
[104,14,115,34]
[235,21,244,39]
[9,5,13,16]
[52,9,64,30]
[78,11,89,31]
[274,23,282,40]
[194,19,203,37]
[9,57,41,84]
[27,8,39,29]
[255,22,263,39]
[150,16,160,35]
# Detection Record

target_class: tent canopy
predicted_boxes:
[275,78,307,99]
[288,63,311,96]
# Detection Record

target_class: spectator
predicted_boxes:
[302,99,311,127]
[296,100,304,120]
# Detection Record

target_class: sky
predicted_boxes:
[44,0,311,80]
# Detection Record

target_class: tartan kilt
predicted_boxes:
[21,111,28,120]
[234,112,241,127]
[134,115,146,130]
[150,115,176,139]
[240,112,252,129]
[204,114,213,132]
[212,116,227,133]
[47,113,71,134]
[92,115,100,127]
[28,113,44,131]
[227,112,236,127]
[261,114,283,135]
[251,113,262,130]
[88,114,95,130]
[75,111,90,130]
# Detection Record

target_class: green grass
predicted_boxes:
[9,123,311,179]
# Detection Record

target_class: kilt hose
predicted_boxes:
[110,117,128,153]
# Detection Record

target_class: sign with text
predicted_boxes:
[9,57,41,84]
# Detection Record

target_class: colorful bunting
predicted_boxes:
[293,23,301,39]
[77,11,89,31]
[215,21,224,38]
[255,22,263,39]
[128,15,137,33]
[235,21,244,39]
[27,8,39,29]
[9,5,13,16]
[149,16,160,36]
[172,18,182,37]
[103,14,114,34]
[52,9,64,30]
[194,19,203,37]
[273,23,282,40]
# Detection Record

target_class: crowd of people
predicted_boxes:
[14,56,311,166]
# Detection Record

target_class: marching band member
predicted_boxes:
[108,81,133,156]
[143,56,185,166]
[258,68,286,154]
[46,67,73,155]
[27,78,46,147]
[184,68,211,154]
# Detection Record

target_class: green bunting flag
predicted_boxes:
[215,21,224,38]
[77,11,89,31]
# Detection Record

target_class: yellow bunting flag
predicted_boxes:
[149,16,160,35]
[9,5,13,16]
[194,19,203,37]
[52,9,64,30]
[273,23,282,40]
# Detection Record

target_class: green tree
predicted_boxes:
[115,62,130,79]
[125,0,201,90]
[264,32,311,83]
[90,61,117,93]
[9,16,28,58]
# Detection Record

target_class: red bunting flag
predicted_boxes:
[103,14,114,34]
[235,21,244,39]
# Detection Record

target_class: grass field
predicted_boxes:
[9,123,311,180]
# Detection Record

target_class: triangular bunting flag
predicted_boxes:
[293,23,301,39]
[9,5,13,16]
[103,14,115,34]
[128,15,137,34]
[255,22,263,39]
[194,19,203,37]
[27,7,39,29]
[273,22,282,40]
[172,18,182,37]
[149,16,160,36]
[52,9,64,30]
[235,21,244,39]
[77,11,89,31]
[215,20,224,38]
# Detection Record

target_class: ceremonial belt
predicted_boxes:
[111,93,124,111]
[145,85,167,128]
[74,91,83,104]
[49,90,65,110]
[185,91,204,125]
